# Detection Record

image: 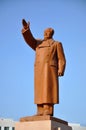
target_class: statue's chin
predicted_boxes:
[44,37,50,40]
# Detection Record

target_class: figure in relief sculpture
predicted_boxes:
[21,19,66,116]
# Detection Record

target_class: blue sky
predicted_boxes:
[0,0,86,126]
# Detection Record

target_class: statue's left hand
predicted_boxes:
[58,71,63,76]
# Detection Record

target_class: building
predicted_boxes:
[0,118,15,130]
[69,123,86,130]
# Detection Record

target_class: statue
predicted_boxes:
[21,19,66,116]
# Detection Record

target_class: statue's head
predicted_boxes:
[44,28,54,40]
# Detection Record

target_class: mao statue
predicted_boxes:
[21,19,66,116]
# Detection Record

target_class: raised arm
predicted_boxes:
[22,19,37,50]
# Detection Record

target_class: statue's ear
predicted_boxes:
[22,19,27,27]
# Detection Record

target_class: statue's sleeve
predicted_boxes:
[22,28,37,50]
[57,42,66,75]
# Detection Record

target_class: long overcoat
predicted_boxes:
[22,28,66,104]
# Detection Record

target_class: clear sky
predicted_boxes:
[0,0,86,126]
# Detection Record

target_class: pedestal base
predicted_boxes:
[15,116,72,130]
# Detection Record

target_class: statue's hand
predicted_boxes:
[58,71,63,76]
[22,19,30,29]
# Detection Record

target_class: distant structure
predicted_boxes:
[0,118,15,130]
[69,123,86,130]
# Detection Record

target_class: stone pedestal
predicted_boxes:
[15,116,72,130]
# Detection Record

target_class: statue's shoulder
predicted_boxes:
[54,40,61,44]
[54,40,62,46]
[36,39,43,48]
[36,39,43,44]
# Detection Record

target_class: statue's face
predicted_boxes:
[44,28,53,40]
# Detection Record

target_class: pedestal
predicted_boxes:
[15,116,72,130]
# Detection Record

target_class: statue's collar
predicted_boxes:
[38,39,54,47]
